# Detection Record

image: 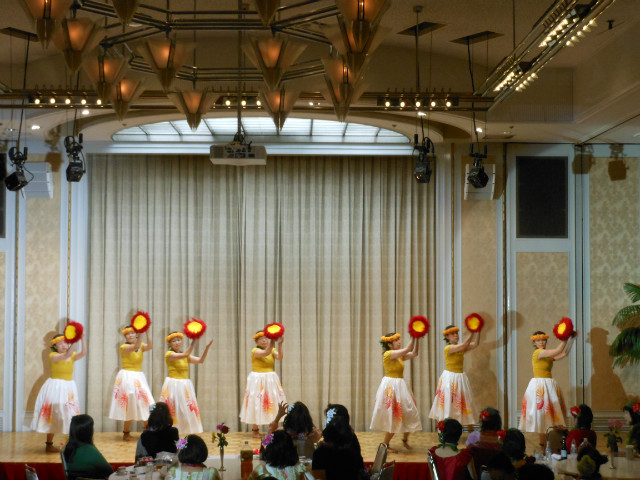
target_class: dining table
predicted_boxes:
[550,452,639,479]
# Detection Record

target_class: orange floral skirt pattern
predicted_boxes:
[428,370,478,425]
[31,378,80,434]
[108,369,155,421]
[519,377,567,433]
[239,371,286,426]
[370,376,422,433]
[159,377,203,435]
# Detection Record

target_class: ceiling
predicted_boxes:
[1,0,640,149]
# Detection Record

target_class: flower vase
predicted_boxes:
[609,444,618,469]
[219,445,226,471]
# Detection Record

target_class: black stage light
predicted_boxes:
[66,161,85,182]
[468,143,489,188]
[5,169,29,191]
[413,134,434,184]
[64,134,86,182]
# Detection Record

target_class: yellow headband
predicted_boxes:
[166,332,184,343]
[122,327,135,335]
[253,331,265,340]
[50,335,65,346]
[531,334,549,341]
[442,327,459,336]
[381,333,401,343]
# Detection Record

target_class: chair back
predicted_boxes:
[379,460,395,480]
[546,426,568,453]
[25,465,39,480]
[295,437,316,458]
[427,451,440,480]
[468,444,500,479]
[370,443,388,474]
[59,448,69,480]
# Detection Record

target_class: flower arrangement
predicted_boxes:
[176,437,188,451]
[632,402,640,413]
[436,421,445,438]
[215,423,229,448]
[604,419,623,451]
[261,433,274,447]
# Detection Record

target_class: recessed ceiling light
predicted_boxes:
[82,109,90,115]
[31,125,41,130]
[476,127,483,133]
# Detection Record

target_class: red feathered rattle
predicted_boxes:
[183,318,207,340]
[553,317,574,341]
[264,323,285,340]
[465,313,485,332]
[64,321,84,344]
[131,311,151,333]
[408,315,430,338]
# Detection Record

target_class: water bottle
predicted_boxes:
[560,436,567,460]
[570,440,577,456]
[545,441,552,463]
[240,441,253,480]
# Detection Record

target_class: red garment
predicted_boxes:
[429,446,473,480]
[566,429,597,450]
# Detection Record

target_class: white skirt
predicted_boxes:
[159,377,203,434]
[370,376,422,433]
[31,378,80,434]
[428,370,478,425]
[519,377,567,433]
[108,369,155,421]
[239,371,287,425]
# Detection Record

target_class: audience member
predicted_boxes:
[250,430,314,480]
[136,402,179,460]
[166,434,220,480]
[63,414,114,480]
[429,418,475,480]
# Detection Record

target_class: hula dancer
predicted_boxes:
[369,332,422,452]
[429,324,480,425]
[159,332,212,434]
[108,324,154,441]
[239,329,286,437]
[32,333,86,452]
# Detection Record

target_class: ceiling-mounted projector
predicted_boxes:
[210,142,267,166]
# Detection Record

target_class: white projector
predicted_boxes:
[210,143,267,166]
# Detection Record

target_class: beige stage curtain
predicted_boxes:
[86,154,437,432]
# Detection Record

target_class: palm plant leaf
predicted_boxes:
[612,305,640,328]
[623,283,640,303]
[610,327,640,368]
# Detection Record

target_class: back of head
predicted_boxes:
[64,414,94,462]
[322,415,353,447]
[283,401,313,435]
[441,418,463,445]
[262,430,299,468]
[576,404,594,430]
[178,435,208,465]
[147,402,173,431]
[486,451,515,478]
[502,429,526,461]
[517,463,554,480]
[623,401,640,426]
[577,444,608,478]
[479,407,502,432]
[325,404,350,425]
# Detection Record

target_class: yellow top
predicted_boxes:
[121,344,145,371]
[50,352,76,381]
[165,351,190,379]
[444,344,464,373]
[383,350,404,378]
[532,348,553,378]
[252,348,278,373]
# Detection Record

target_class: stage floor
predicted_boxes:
[0,430,601,464]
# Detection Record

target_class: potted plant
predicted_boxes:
[610,283,640,367]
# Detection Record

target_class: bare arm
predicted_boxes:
[537,341,566,359]
[253,339,276,358]
[190,339,213,363]
[122,334,144,354]
[389,337,415,360]
[273,337,284,360]
[554,332,577,360]
[467,330,481,352]
[267,401,288,434]
[168,340,195,360]
[403,336,420,360]
[74,338,87,361]
[51,344,75,363]
[142,331,153,352]
[447,333,476,354]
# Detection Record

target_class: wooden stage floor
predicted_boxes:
[0,430,596,465]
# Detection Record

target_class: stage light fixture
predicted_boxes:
[49,96,56,104]
[80,96,87,105]
[413,134,435,184]
[467,143,489,188]
[34,95,41,104]
[64,134,85,182]
[5,146,30,191]
[399,99,406,108]
[430,100,436,107]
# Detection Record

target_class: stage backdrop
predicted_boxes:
[85,154,437,432]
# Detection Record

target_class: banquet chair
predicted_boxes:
[370,443,388,475]
[25,464,38,480]
[295,436,316,458]
[60,448,69,480]
[378,460,395,480]
[427,451,440,480]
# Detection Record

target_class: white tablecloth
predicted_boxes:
[550,453,639,479]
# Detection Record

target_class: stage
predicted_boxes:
[0,430,594,480]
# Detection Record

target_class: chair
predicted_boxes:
[25,465,39,480]
[427,451,440,480]
[60,448,69,480]
[370,443,388,475]
[468,444,501,479]
[379,460,395,480]
[295,436,316,458]
[546,426,568,454]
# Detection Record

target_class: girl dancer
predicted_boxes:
[159,332,212,434]
[32,333,86,452]
[240,330,286,437]
[370,332,422,452]
[520,329,576,446]
[108,325,154,441]
[429,325,480,425]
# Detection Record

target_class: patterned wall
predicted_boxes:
[23,155,62,411]
[0,252,4,410]
[461,155,500,410]
[516,253,571,409]
[588,157,640,409]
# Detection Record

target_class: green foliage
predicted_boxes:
[611,283,640,369]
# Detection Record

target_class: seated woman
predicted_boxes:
[429,418,476,480]
[312,412,365,480]
[467,407,502,447]
[576,444,608,480]
[250,430,314,480]
[63,414,114,480]
[136,402,179,460]
[484,452,515,480]
[566,404,597,450]
[166,434,220,480]
[268,401,322,457]
[623,401,640,449]
[501,429,533,470]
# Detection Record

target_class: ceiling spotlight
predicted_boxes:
[225,99,231,106]
[309,101,314,106]
[96,99,102,105]
[65,96,71,104]
[399,100,406,108]
[81,109,90,115]
[31,125,41,130]
[5,146,30,191]
[241,99,247,107]
[476,127,483,133]
[256,100,262,106]
[445,99,452,108]
[415,99,421,107]
[413,134,435,184]
[64,134,85,182]
[430,100,437,107]
[81,97,87,105]
[49,96,56,104]
[384,99,391,107]
[33,96,41,105]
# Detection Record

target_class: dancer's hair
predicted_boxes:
[443,325,457,344]
[380,332,397,351]
[50,333,64,352]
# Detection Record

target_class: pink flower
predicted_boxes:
[261,433,274,447]
[176,437,188,451]
[608,419,623,431]
[217,423,230,434]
